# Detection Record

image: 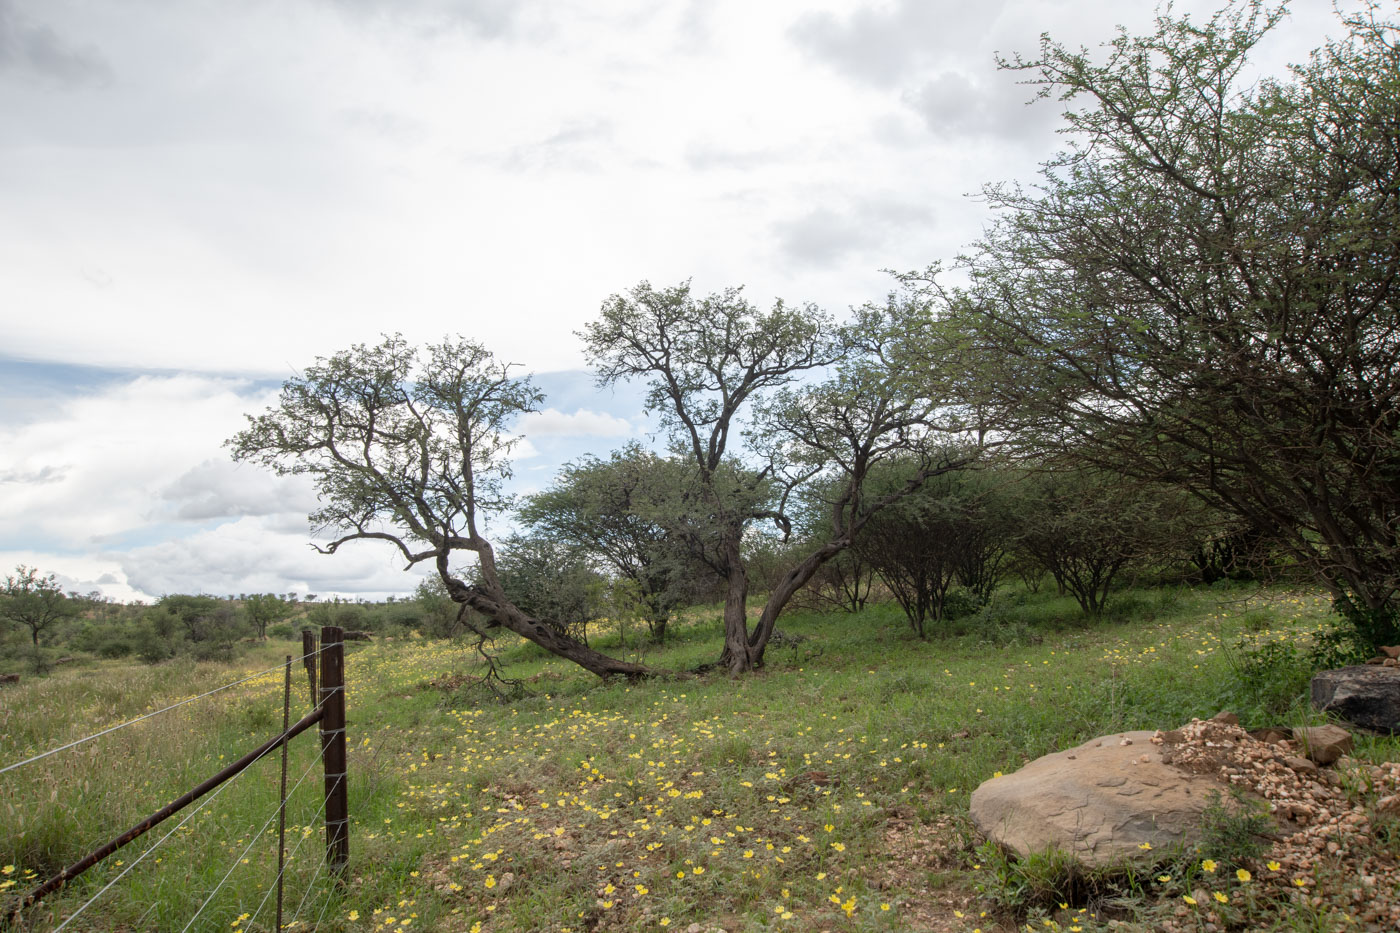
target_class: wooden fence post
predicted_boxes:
[302,630,318,708]
[319,626,348,876]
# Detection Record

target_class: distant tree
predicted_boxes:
[852,458,993,637]
[1011,469,1193,617]
[243,593,293,639]
[518,444,720,642]
[584,281,974,672]
[943,2,1400,651]
[156,594,224,643]
[229,335,646,679]
[0,566,76,646]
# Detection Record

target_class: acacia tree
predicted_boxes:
[229,335,646,679]
[1011,468,1196,617]
[243,593,292,639]
[943,2,1400,650]
[1,566,75,646]
[583,281,972,673]
[518,444,719,642]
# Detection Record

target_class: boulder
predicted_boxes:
[1290,724,1352,764]
[1311,666,1400,734]
[969,730,1244,867]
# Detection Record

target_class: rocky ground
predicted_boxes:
[1153,716,1399,932]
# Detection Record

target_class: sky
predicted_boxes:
[0,0,1364,602]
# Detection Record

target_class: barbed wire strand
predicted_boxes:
[309,864,340,932]
[284,848,332,932]
[247,805,329,930]
[0,648,321,777]
[178,750,327,933]
[244,761,332,928]
[50,730,282,933]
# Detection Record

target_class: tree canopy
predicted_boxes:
[940,1,1400,650]
[583,281,973,672]
[1,566,75,646]
[229,335,646,678]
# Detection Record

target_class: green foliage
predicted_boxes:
[133,619,177,664]
[409,577,462,639]
[1195,789,1274,869]
[241,592,293,638]
[488,534,606,642]
[518,444,721,642]
[943,0,1400,652]
[973,840,1086,913]
[1013,470,1198,618]
[0,565,77,646]
[1220,637,1315,720]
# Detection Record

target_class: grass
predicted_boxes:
[0,583,1394,931]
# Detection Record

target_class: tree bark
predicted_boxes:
[717,536,756,673]
[748,543,844,665]
[446,580,649,679]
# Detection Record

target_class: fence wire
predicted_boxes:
[178,749,327,933]
[48,727,288,933]
[246,786,331,929]
[0,649,321,777]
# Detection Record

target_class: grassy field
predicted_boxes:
[1,583,1396,932]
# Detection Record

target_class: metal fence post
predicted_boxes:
[319,626,348,876]
[302,630,318,708]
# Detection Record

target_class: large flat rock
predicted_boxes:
[1311,666,1400,733]
[969,730,1236,867]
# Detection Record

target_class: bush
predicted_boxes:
[133,621,176,664]
[1220,637,1314,720]
[267,622,296,640]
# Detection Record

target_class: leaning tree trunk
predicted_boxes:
[446,579,648,679]
[747,542,844,666]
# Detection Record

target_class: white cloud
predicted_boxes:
[519,407,636,438]
[159,458,316,522]
[0,374,292,548]
[118,515,436,599]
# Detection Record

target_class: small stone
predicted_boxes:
[1292,724,1353,765]
[1376,795,1400,816]
[1213,711,1240,725]
[1286,756,1319,774]
[1379,646,1400,659]
[1120,738,1133,746]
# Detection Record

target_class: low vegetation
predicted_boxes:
[2,582,1395,932]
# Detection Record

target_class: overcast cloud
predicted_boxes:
[0,0,1367,600]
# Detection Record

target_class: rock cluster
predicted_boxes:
[973,713,1398,929]
[1154,717,1400,931]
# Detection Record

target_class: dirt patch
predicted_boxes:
[876,812,995,932]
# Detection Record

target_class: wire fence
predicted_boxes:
[0,627,349,932]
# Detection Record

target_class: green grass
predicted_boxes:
[1,584,1394,931]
